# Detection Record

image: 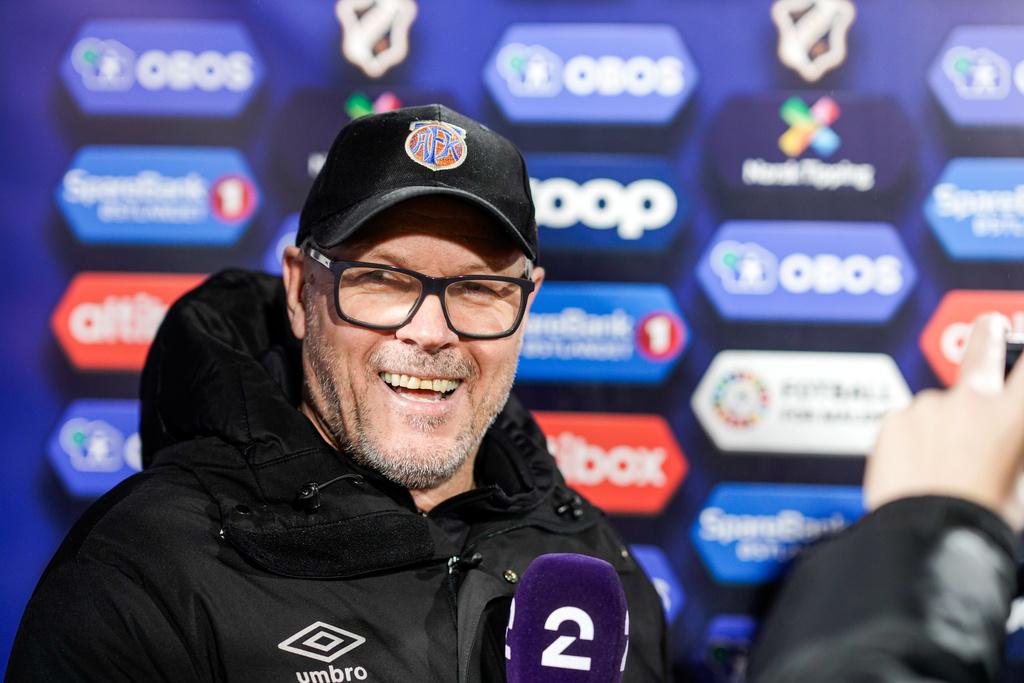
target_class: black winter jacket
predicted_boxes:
[7,270,669,682]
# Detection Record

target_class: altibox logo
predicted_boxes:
[60,20,263,117]
[924,158,1024,261]
[691,483,864,584]
[629,545,685,625]
[51,272,205,371]
[57,146,259,246]
[527,155,686,252]
[519,283,687,383]
[535,412,687,514]
[697,221,915,323]
[47,399,141,499]
[708,92,912,198]
[692,350,911,455]
[929,26,1024,128]
[920,290,1024,386]
[484,24,698,125]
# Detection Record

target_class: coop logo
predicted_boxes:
[691,483,864,584]
[771,0,856,83]
[629,545,685,625]
[924,158,1024,261]
[692,350,911,456]
[920,290,1024,386]
[527,155,686,251]
[519,283,687,384]
[697,221,916,323]
[61,20,263,117]
[708,93,912,198]
[57,146,259,246]
[51,272,205,371]
[484,24,698,125]
[929,26,1024,128]
[535,412,687,514]
[47,399,141,499]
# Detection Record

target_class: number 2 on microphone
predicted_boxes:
[541,606,594,671]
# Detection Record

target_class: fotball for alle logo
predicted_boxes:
[535,412,687,515]
[57,146,259,246]
[924,158,1024,261]
[691,483,864,584]
[698,221,915,323]
[484,24,698,125]
[920,290,1024,386]
[47,399,141,499]
[51,272,205,371]
[518,283,688,384]
[61,20,263,117]
[528,155,686,252]
[692,350,911,456]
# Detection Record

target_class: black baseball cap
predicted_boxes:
[297,104,538,262]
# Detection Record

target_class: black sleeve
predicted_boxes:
[748,496,1021,683]
[5,560,200,682]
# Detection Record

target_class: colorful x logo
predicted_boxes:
[778,96,841,158]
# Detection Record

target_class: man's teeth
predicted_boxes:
[381,372,461,393]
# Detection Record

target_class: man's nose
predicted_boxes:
[395,294,460,351]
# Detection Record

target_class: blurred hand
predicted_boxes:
[864,313,1024,530]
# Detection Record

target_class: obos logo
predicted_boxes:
[60,20,263,117]
[484,24,698,125]
[57,146,259,246]
[527,155,686,251]
[692,350,911,456]
[928,26,1024,128]
[51,272,205,371]
[920,290,1024,386]
[691,483,864,584]
[628,545,685,625]
[924,158,1024,261]
[47,399,141,499]
[535,412,687,514]
[697,221,916,323]
[519,283,687,383]
[708,93,913,198]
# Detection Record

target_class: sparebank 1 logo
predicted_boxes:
[484,24,698,125]
[691,483,864,584]
[57,146,259,246]
[692,350,911,456]
[628,545,685,625]
[697,221,915,323]
[924,158,1024,261]
[527,155,686,252]
[519,283,687,383]
[47,399,141,499]
[61,20,263,117]
[929,26,1024,128]
[535,412,687,514]
[920,290,1024,387]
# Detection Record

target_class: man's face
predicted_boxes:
[285,196,543,490]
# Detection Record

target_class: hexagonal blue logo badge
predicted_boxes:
[484,24,698,125]
[697,221,916,323]
[928,26,1024,128]
[925,158,1024,261]
[691,482,863,584]
[519,283,688,384]
[60,19,264,117]
[47,399,141,499]
[528,155,687,252]
[57,146,259,245]
[264,213,299,274]
[629,544,685,625]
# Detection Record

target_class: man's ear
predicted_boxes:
[522,265,545,319]
[282,245,307,340]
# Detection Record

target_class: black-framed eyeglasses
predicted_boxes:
[305,244,536,340]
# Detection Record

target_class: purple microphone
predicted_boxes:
[505,553,630,683]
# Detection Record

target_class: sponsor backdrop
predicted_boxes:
[2,0,1024,679]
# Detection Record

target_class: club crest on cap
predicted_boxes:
[404,120,467,171]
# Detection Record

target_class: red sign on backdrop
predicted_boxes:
[534,411,688,515]
[920,290,1024,386]
[51,272,206,371]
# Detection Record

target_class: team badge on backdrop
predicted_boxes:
[335,0,417,79]
[771,0,856,82]
[404,120,467,171]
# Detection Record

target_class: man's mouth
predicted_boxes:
[380,371,462,402]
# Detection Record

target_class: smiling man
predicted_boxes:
[7,105,669,682]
